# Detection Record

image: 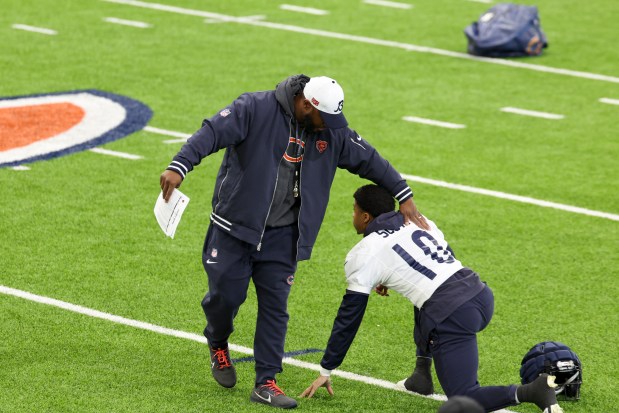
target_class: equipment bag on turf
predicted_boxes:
[464,3,548,57]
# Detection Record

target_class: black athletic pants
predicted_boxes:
[201,224,297,386]
[427,286,518,412]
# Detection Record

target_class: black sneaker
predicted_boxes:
[250,379,298,409]
[401,357,434,395]
[517,374,564,413]
[209,345,236,388]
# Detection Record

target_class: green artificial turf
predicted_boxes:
[1,0,617,412]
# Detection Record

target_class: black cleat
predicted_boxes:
[209,345,236,388]
[401,357,434,395]
[517,374,564,412]
[250,379,298,409]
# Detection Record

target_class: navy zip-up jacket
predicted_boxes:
[166,75,413,261]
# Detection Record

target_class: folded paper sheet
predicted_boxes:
[154,189,190,238]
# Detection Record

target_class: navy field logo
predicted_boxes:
[0,90,152,168]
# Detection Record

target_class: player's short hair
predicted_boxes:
[354,185,395,218]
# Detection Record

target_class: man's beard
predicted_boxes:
[301,115,316,134]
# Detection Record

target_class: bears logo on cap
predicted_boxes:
[303,76,348,129]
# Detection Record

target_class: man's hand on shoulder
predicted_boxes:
[374,284,389,297]
[399,198,429,230]
[160,170,183,202]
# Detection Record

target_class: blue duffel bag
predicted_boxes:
[464,3,548,57]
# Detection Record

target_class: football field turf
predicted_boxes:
[1,0,617,412]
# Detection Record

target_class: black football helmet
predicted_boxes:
[520,341,582,400]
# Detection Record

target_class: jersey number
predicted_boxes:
[391,230,454,280]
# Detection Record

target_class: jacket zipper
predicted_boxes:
[295,130,306,259]
[258,161,281,251]
[213,167,229,215]
[258,119,293,251]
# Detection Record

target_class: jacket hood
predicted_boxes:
[275,74,310,118]
[364,211,404,237]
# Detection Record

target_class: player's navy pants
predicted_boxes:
[201,224,297,386]
[428,286,518,412]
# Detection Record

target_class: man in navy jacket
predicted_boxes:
[160,74,427,409]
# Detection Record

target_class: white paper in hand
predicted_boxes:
[154,189,190,238]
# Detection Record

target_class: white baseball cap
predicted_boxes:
[303,76,348,129]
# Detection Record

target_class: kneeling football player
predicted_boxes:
[300,185,563,413]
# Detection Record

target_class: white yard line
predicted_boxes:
[205,15,265,24]
[467,0,493,3]
[89,147,143,160]
[500,107,564,120]
[599,97,619,106]
[103,17,152,28]
[162,138,188,144]
[402,116,466,129]
[101,0,619,84]
[11,24,57,35]
[143,125,190,143]
[11,166,31,171]
[279,4,329,15]
[144,126,191,138]
[0,284,518,412]
[362,0,413,10]
[402,174,619,222]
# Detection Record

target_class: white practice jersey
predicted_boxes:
[345,217,463,308]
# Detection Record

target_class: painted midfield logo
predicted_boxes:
[0,90,152,168]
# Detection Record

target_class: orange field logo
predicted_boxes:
[0,90,152,168]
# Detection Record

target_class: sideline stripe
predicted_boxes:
[500,107,564,120]
[11,24,57,35]
[104,17,152,28]
[402,116,466,129]
[232,348,323,364]
[402,174,619,222]
[279,4,329,15]
[599,97,619,106]
[89,147,143,160]
[101,0,619,84]
[0,285,517,412]
[362,0,413,10]
[0,285,250,352]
